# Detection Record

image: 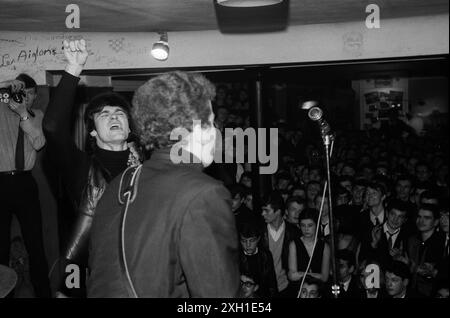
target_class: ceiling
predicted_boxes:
[0,0,448,33]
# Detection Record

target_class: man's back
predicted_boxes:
[87,148,240,297]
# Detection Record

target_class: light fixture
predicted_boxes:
[216,0,283,7]
[214,0,289,33]
[151,32,169,61]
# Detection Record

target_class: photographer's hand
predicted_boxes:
[8,99,29,118]
[0,79,25,92]
[63,39,88,77]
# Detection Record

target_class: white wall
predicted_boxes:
[1,14,448,84]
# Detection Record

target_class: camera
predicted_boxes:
[0,87,26,104]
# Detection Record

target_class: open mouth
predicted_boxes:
[109,123,122,131]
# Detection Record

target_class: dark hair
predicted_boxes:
[299,208,319,225]
[84,92,133,134]
[16,73,37,90]
[240,270,260,286]
[335,185,351,198]
[366,181,387,196]
[385,260,411,280]
[386,199,411,216]
[396,174,414,186]
[338,175,354,186]
[229,184,247,199]
[276,171,291,182]
[263,191,285,215]
[302,276,323,294]
[419,203,440,219]
[337,249,356,268]
[132,71,215,150]
[285,196,305,210]
[238,222,262,239]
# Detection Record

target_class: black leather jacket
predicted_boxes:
[64,158,107,261]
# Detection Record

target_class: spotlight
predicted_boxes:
[216,0,283,7]
[151,32,169,61]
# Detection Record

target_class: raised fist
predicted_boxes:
[63,39,88,67]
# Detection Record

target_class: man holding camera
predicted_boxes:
[0,74,50,297]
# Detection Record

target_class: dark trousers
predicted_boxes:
[0,172,51,298]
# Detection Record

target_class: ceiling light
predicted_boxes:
[151,32,169,61]
[216,0,283,7]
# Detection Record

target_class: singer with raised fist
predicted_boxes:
[42,39,142,297]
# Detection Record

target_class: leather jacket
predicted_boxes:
[64,158,107,262]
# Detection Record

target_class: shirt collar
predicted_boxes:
[370,210,385,225]
[383,222,400,236]
[268,221,285,241]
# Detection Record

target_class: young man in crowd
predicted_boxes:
[385,260,422,298]
[358,182,388,262]
[299,276,324,299]
[230,184,254,225]
[240,272,260,298]
[367,199,411,268]
[284,196,305,234]
[238,222,278,297]
[333,249,359,298]
[407,204,446,297]
[260,192,298,297]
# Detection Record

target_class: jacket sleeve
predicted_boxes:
[265,250,279,297]
[179,184,240,298]
[42,71,88,205]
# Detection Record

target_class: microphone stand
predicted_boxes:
[322,133,340,298]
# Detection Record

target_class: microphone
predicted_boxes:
[307,106,332,137]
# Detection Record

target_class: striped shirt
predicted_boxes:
[0,102,45,172]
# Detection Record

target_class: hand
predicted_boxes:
[0,79,25,92]
[63,39,88,66]
[63,39,88,77]
[389,247,402,258]
[8,99,28,118]
[370,224,383,248]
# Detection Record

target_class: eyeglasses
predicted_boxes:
[240,280,256,288]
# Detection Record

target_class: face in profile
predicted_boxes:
[195,105,216,167]
[261,205,279,224]
[231,193,243,212]
[286,202,304,225]
[244,193,253,211]
[24,87,37,107]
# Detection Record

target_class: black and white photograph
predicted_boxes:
[0,0,448,309]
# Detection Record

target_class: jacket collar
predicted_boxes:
[146,147,204,171]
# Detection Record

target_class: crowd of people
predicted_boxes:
[219,104,449,298]
[0,39,448,299]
